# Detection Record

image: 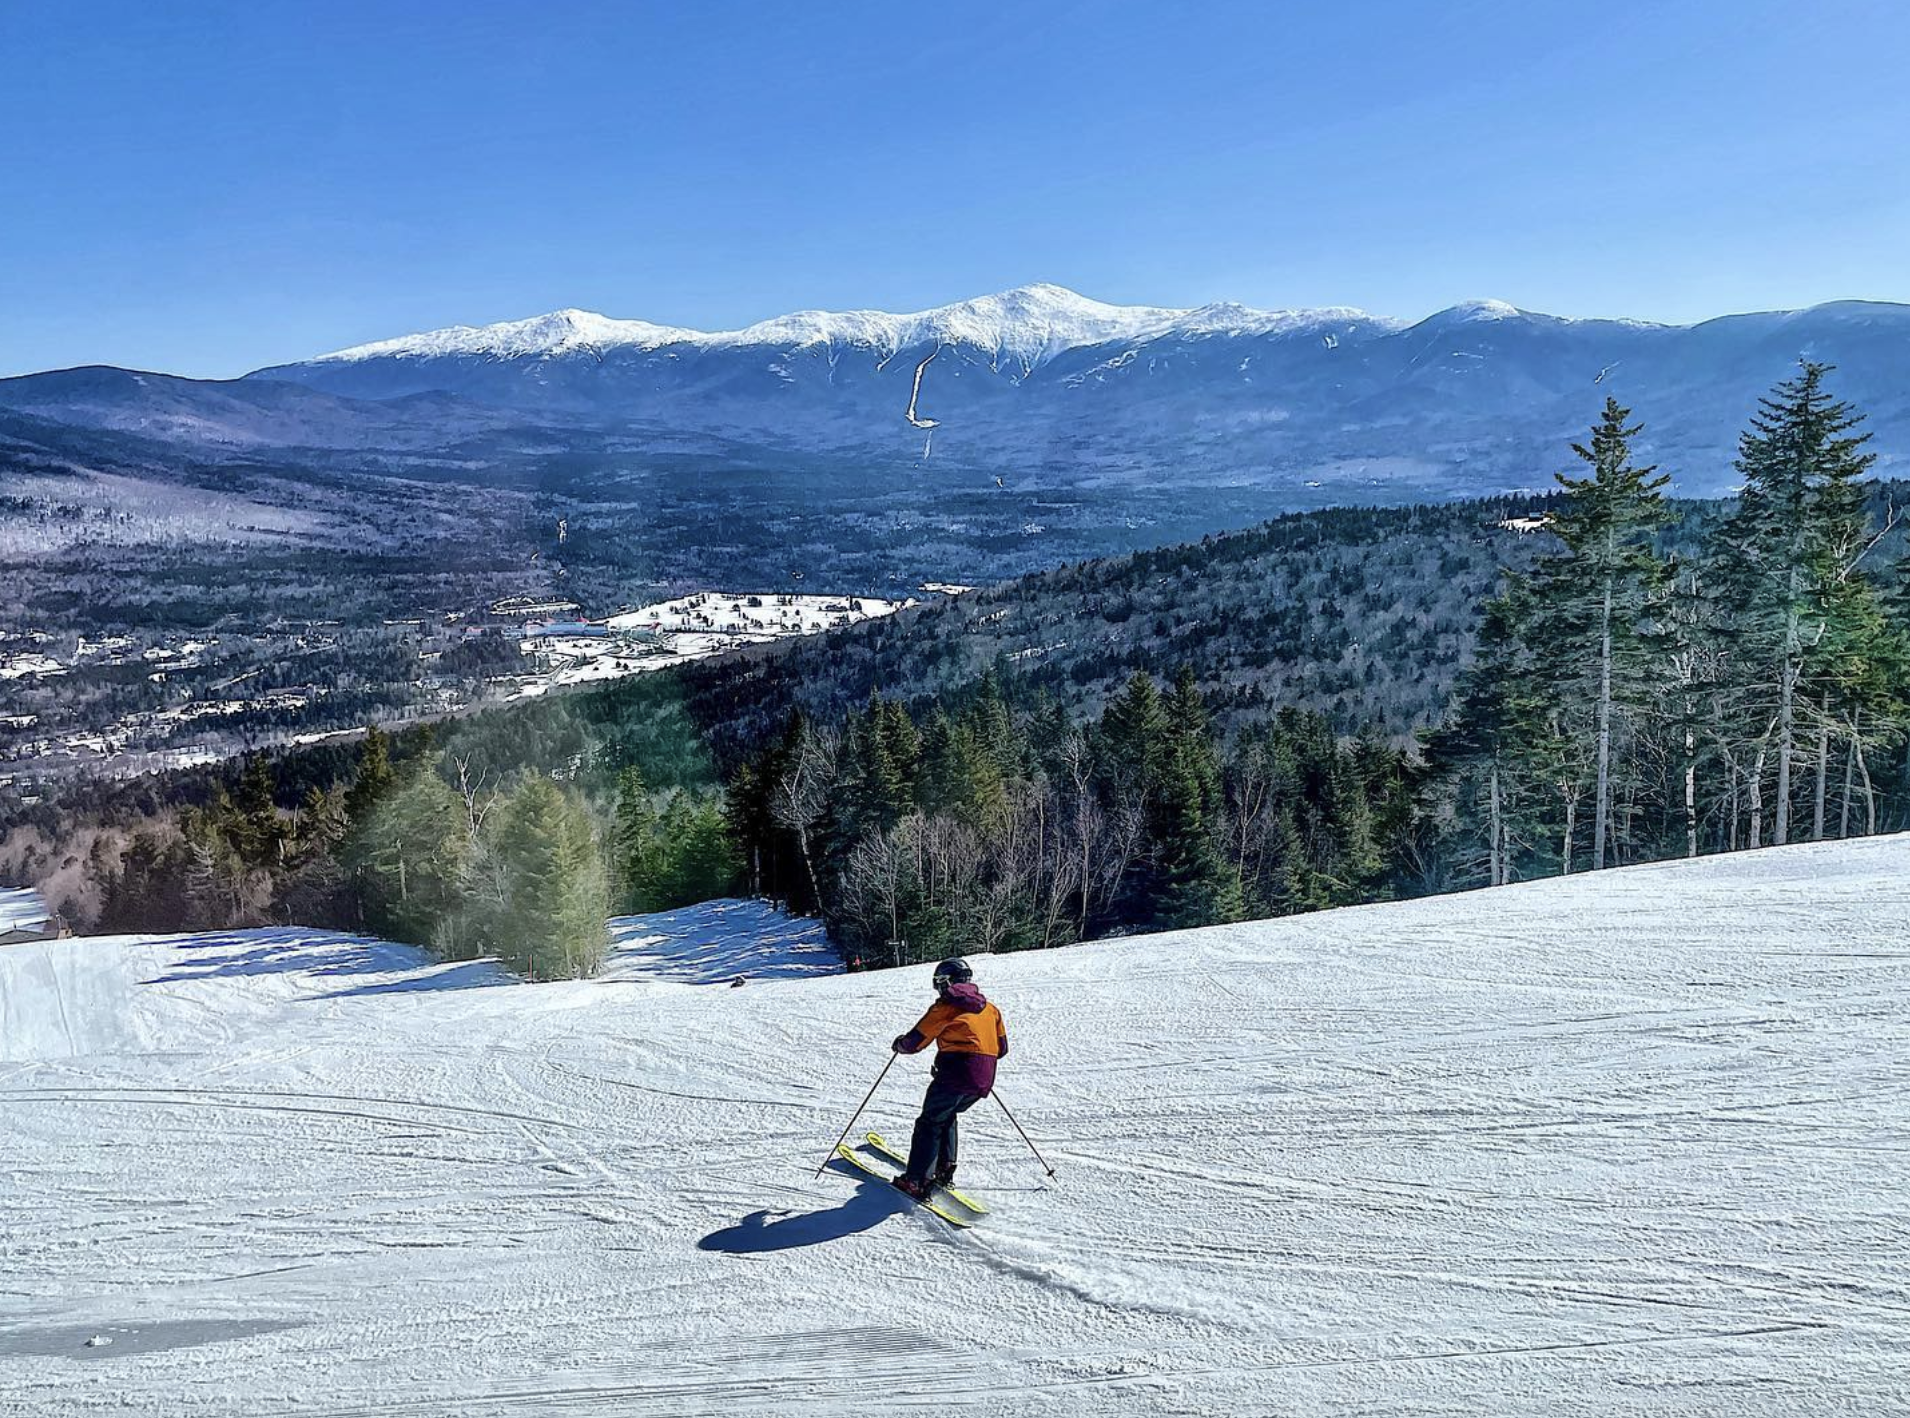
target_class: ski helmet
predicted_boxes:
[932,957,973,990]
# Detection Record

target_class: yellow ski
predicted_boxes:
[833,1143,971,1228]
[865,1132,990,1214]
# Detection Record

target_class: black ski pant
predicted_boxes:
[903,1076,984,1183]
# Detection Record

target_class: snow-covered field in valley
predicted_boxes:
[3,838,1907,1415]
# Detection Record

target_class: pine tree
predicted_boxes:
[1711,363,1878,846]
[1097,671,1168,797]
[873,697,921,815]
[640,792,742,909]
[232,753,289,868]
[837,693,919,842]
[1530,398,1672,869]
[1151,669,1238,927]
[611,765,657,910]
[480,776,610,979]
[914,710,961,816]
[346,766,470,946]
[1094,671,1170,920]
[968,670,1020,784]
[1426,585,1549,885]
[344,726,395,822]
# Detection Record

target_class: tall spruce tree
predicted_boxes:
[343,726,395,823]
[611,765,657,910]
[346,766,470,946]
[1426,585,1549,885]
[1711,363,1877,846]
[1527,398,1672,869]
[479,776,610,979]
[1095,671,1170,922]
[1152,669,1238,928]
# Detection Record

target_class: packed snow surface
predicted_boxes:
[3,837,1907,1414]
[0,886,52,934]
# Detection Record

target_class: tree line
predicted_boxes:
[725,672,1411,966]
[23,361,1910,973]
[1427,364,1908,880]
[84,724,750,979]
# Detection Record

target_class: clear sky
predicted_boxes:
[4,0,1908,378]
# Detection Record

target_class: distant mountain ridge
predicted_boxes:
[295,284,1401,372]
[3,286,1908,501]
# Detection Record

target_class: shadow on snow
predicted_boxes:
[139,928,506,997]
[602,899,840,985]
[697,1163,915,1254]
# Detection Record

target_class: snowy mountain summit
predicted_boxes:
[318,308,703,362]
[308,283,1394,373]
[13,287,1908,500]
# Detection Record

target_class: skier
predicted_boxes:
[889,957,1007,1200]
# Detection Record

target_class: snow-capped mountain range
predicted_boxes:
[304,285,1396,374]
[4,284,1909,501]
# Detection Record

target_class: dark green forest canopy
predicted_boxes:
[6,482,1903,839]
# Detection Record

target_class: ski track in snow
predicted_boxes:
[1,839,1908,1413]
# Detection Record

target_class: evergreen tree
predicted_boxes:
[274,784,350,924]
[611,764,657,910]
[97,829,193,932]
[1094,671,1170,922]
[872,696,922,817]
[1150,669,1237,928]
[344,726,395,822]
[346,766,470,946]
[1529,398,1672,869]
[913,709,962,816]
[1425,586,1549,885]
[641,792,742,909]
[837,693,918,842]
[477,776,610,979]
[232,753,289,868]
[1711,363,1878,845]
[967,670,1020,786]
[1097,671,1168,800]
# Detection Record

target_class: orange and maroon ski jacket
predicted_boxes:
[893,982,1007,1095]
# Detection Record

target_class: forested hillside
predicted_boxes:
[6,367,1907,972]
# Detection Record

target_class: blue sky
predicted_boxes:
[3,0,1907,378]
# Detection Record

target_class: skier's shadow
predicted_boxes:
[697,1168,911,1254]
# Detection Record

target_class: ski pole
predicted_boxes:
[991,1089,1059,1179]
[814,1052,898,1179]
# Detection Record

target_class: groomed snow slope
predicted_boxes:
[2,837,1907,1415]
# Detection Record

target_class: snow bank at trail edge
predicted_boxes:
[599,898,840,985]
[0,885,51,933]
[2,836,1907,1416]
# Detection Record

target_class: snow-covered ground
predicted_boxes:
[510,591,908,696]
[2,837,1907,1414]
[602,590,904,639]
[0,886,52,935]
[600,899,839,985]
